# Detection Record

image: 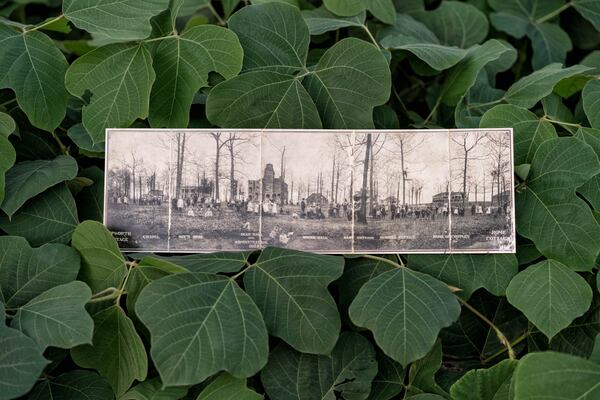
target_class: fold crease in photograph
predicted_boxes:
[104,128,515,253]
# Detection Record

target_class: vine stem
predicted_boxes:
[230,260,253,280]
[88,287,120,303]
[207,2,226,26]
[115,261,137,305]
[457,296,516,360]
[25,14,64,32]
[536,2,573,24]
[362,25,380,49]
[541,116,583,129]
[482,331,528,363]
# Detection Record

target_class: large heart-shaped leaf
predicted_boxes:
[244,247,344,354]
[71,305,148,396]
[11,281,93,350]
[0,236,80,308]
[450,359,517,400]
[480,104,557,164]
[302,7,366,35]
[28,370,113,400]
[0,25,68,132]
[0,112,15,137]
[136,272,268,386]
[513,352,600,399]
[63,0,170,43]
[408,254,518,299]
[197,373,262,400]
[349,267,461,366]
[573,0,600,32]
[261,332,378,400]
[516,137,600,270]
[148,25,243,128]
[323,0,395,24]
[506,259,593,339]
[71,221,128,293]
[65,43,155,144]
[1,155,78,218]
[0,302,48,400]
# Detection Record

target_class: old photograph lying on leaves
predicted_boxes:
[104,128,515,253]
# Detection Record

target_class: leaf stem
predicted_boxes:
[541,116,582,129]
[359,254,404,268]
[465,98,505,110]
[51,130,69,155]
[230,260,253,280]
[536,2,573,24]
[25,14,65,33]
[115,261,137,305]
[423,95,442,126]
[88,287,120,303]
[362,25,380,49]
[208,2,227,26]
[456,296,516,360]
[482,331,529,363]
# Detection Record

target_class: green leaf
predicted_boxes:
[0,305,48,400]
[71,221,128,293]
[11,281,92,350]
[301,7,365,35]
[576,128,600,211]
[0,26,68,133]
[76,166,104,222]
[413,1,489,48]
[0,135,15,205]
[368,352,404,400]
[148,25,243,128]
[63,0,170,42]
[590,334,600,364]
[441,39,512,106]
[379,14,467,71]
[573,0,600,31]
[121,377,188,400]
[516,137,600,270]
[0,183,79,246]
[0,112,15,137]
[1,155,78,218]
[28,370,114,400]
[349,268,461,366]
[0,236,80,308]
[505,63,592,109]
[65,43,155,144]
[197,373,262,400]
[136,273,268,386]
[480,104,557,164]
[67,124,104,154]
[583,79,600,129]
[506,259,593,339]
[323,0,395,24]
[527,23,572,71]
[513,352,600,399]
[406,340,446,397]
[71,305,147,396]
[244,247,344,354]
[131,252,251,274]
[261,332,378,400]
[408,254,518,299]
[450,359,517,400]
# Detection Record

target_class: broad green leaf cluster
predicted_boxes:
[1,0,600,399]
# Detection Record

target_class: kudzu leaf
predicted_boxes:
[408,254,518,299]
[28,370,114,400]
[0,134,15,205]
[455,76,505,128]
[0,302,48,400]
[323,0,395,24]
[527,23,572,71]
[480,104,557,164]
[136,272,268,386]
[66,43,155,144]
[505,63,592,109]
[197,373,262,400]
[148,25,243,128]
[261,332,377,400]
[513,352,600,399]
[368,352,404,400]
[71,221,128,293]
[590,334,600,364]
[244,247,344,354]
[0,183,79,246]
[442,40,512,106]
[573,0,600,32]
[379,14,467,71]
[67,124,104,154]
[1,154,78,218]
[0,25,68,132]
[506,259,593,339]
[516,137,600,270]
[11,281,93,350]
[406,340,446,397]
[576,128,600,211]
[76,166,104,222]
[121,377,188,400]
[449,359,517,400]
[0,112,15,137]
[0,236,80,308]
[71,305,148,396]
[583,79,600,129]
[63,0,170,43]
[412,1,489,48]
[131,251,251,273]
[302,7,365,35]
[349,268,461,366]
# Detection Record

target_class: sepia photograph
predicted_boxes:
[260,131,354,252]
[352,131,451,252]
[449,130,514,251]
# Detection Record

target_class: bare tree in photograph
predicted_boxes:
[224,132,252,201]
[173,132,187,199]
[389,133,424,205]
[451,132,486,208]
[210,132,228,200]
[486,133,511,206]
[358,133,372,224]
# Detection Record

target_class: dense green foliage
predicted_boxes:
[1,0,600,399]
